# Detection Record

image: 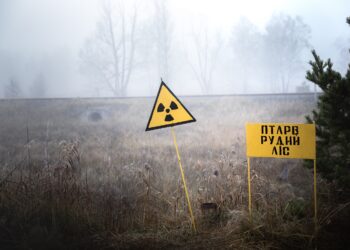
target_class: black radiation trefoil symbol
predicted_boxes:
[157,101,178,122]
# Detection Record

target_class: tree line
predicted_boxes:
[1,0,348,98]
[79,0,312,97]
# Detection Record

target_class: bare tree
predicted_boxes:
[80,0,138,97]
[30,72,47,98]
[4,77,21,98]
[153,0,173,83]
[230,18,261,93]
[263,14,311,93]
[188,23,222,94]
[336,34,350,74]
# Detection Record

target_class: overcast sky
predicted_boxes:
[0,0,349,97]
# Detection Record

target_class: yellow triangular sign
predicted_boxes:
[146,81,196,131]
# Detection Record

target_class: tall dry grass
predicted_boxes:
[0,95,348,249]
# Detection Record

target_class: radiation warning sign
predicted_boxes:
[145,81,196,131]
[246,123,316,159]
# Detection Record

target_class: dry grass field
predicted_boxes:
[0,94,346,249]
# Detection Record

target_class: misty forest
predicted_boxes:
[0,0,349,249]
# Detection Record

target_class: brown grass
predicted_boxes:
[0,95,348,249]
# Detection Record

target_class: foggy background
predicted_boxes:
[0,0,349,98]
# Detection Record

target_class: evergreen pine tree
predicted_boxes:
[306,18,350,190]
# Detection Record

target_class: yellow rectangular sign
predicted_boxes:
[246,123,316,159]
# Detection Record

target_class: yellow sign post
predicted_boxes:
[245,123,316,227]
[146,81,197,232]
